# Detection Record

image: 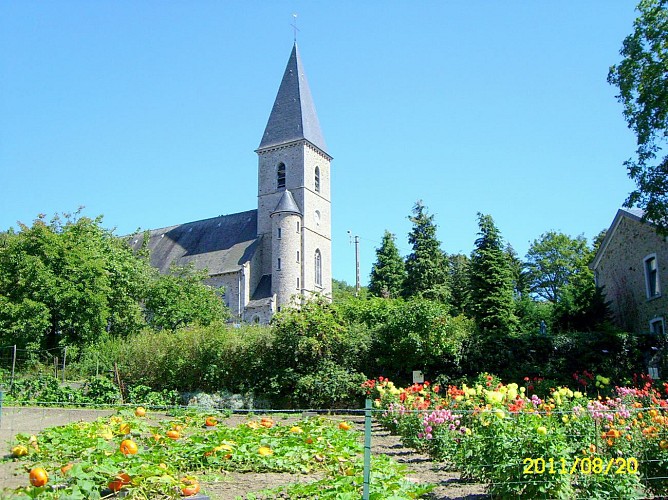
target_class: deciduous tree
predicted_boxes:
[0,210,229,349]
[144,265,228,331]
[525,231,591,303]
[608,0,668,232]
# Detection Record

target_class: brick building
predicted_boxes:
[591,207,667,377]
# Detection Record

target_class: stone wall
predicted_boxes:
[595,216,668,333]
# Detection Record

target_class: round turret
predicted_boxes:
[271,191,303,309]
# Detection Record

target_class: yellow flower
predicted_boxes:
[258,446,273,456]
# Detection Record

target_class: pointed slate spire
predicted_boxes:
[258,44,328,154]
[272,190,302,215]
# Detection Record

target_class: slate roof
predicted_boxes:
[590,207,649,271]
[129,210,259,276]
[258,43,328,154]
[272,190,301,215]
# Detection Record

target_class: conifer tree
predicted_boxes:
[468,213,517,335]
[403,201,449,301]
[447,253,470,316]
[369,230,406,298]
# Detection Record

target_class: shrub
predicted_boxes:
[292,361,366,408]
[373,299,473,380]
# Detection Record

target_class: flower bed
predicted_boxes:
[366,374,668,498]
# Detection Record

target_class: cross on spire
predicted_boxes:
[291,13,299,42]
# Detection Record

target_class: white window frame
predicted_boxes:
[644,254,661,299]
[649,317,664,336]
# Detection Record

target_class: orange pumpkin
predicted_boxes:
[120,439,138,455]
[166,430,181,440]
[108,472,131,492]
[205,416,218,427]
[134,407,146,417]
[29,467,48,487]
[180,476,200,496]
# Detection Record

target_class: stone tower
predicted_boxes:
[256,43,332,311]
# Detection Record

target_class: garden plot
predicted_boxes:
[0,407,486,499]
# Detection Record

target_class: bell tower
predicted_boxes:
[256,43,332,309]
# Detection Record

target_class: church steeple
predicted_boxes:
[256,43,332,310]
[258,43,328,155]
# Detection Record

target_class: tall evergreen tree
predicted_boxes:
[506,244,531,298]
[369,230,406,298]
[404,201,449,301]
[468,213,517,335]
[447,253,470,316]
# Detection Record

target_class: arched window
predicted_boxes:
[277,163,286,189]
[315,166,320,193]
[315,249,322,287]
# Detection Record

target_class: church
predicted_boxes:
[130,44,332,323]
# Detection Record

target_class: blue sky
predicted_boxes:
[1,2,640,286]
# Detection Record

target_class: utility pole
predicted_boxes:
[348,231,361,296]
[354,235,360,295]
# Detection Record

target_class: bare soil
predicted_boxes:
[0,407,488,499]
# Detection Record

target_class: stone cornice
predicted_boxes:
[255,139,332,161]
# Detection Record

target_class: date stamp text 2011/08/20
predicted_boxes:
[523,457,638,475]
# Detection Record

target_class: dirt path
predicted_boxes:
[0,407,488,499]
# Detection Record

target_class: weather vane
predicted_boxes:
[291,13,299,42]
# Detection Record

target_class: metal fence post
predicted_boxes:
[10,345,16,390]
[363,398,372,500]
[62,346,67,383]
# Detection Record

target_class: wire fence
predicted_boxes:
[0,397,666,499]
[0,344,74,387]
